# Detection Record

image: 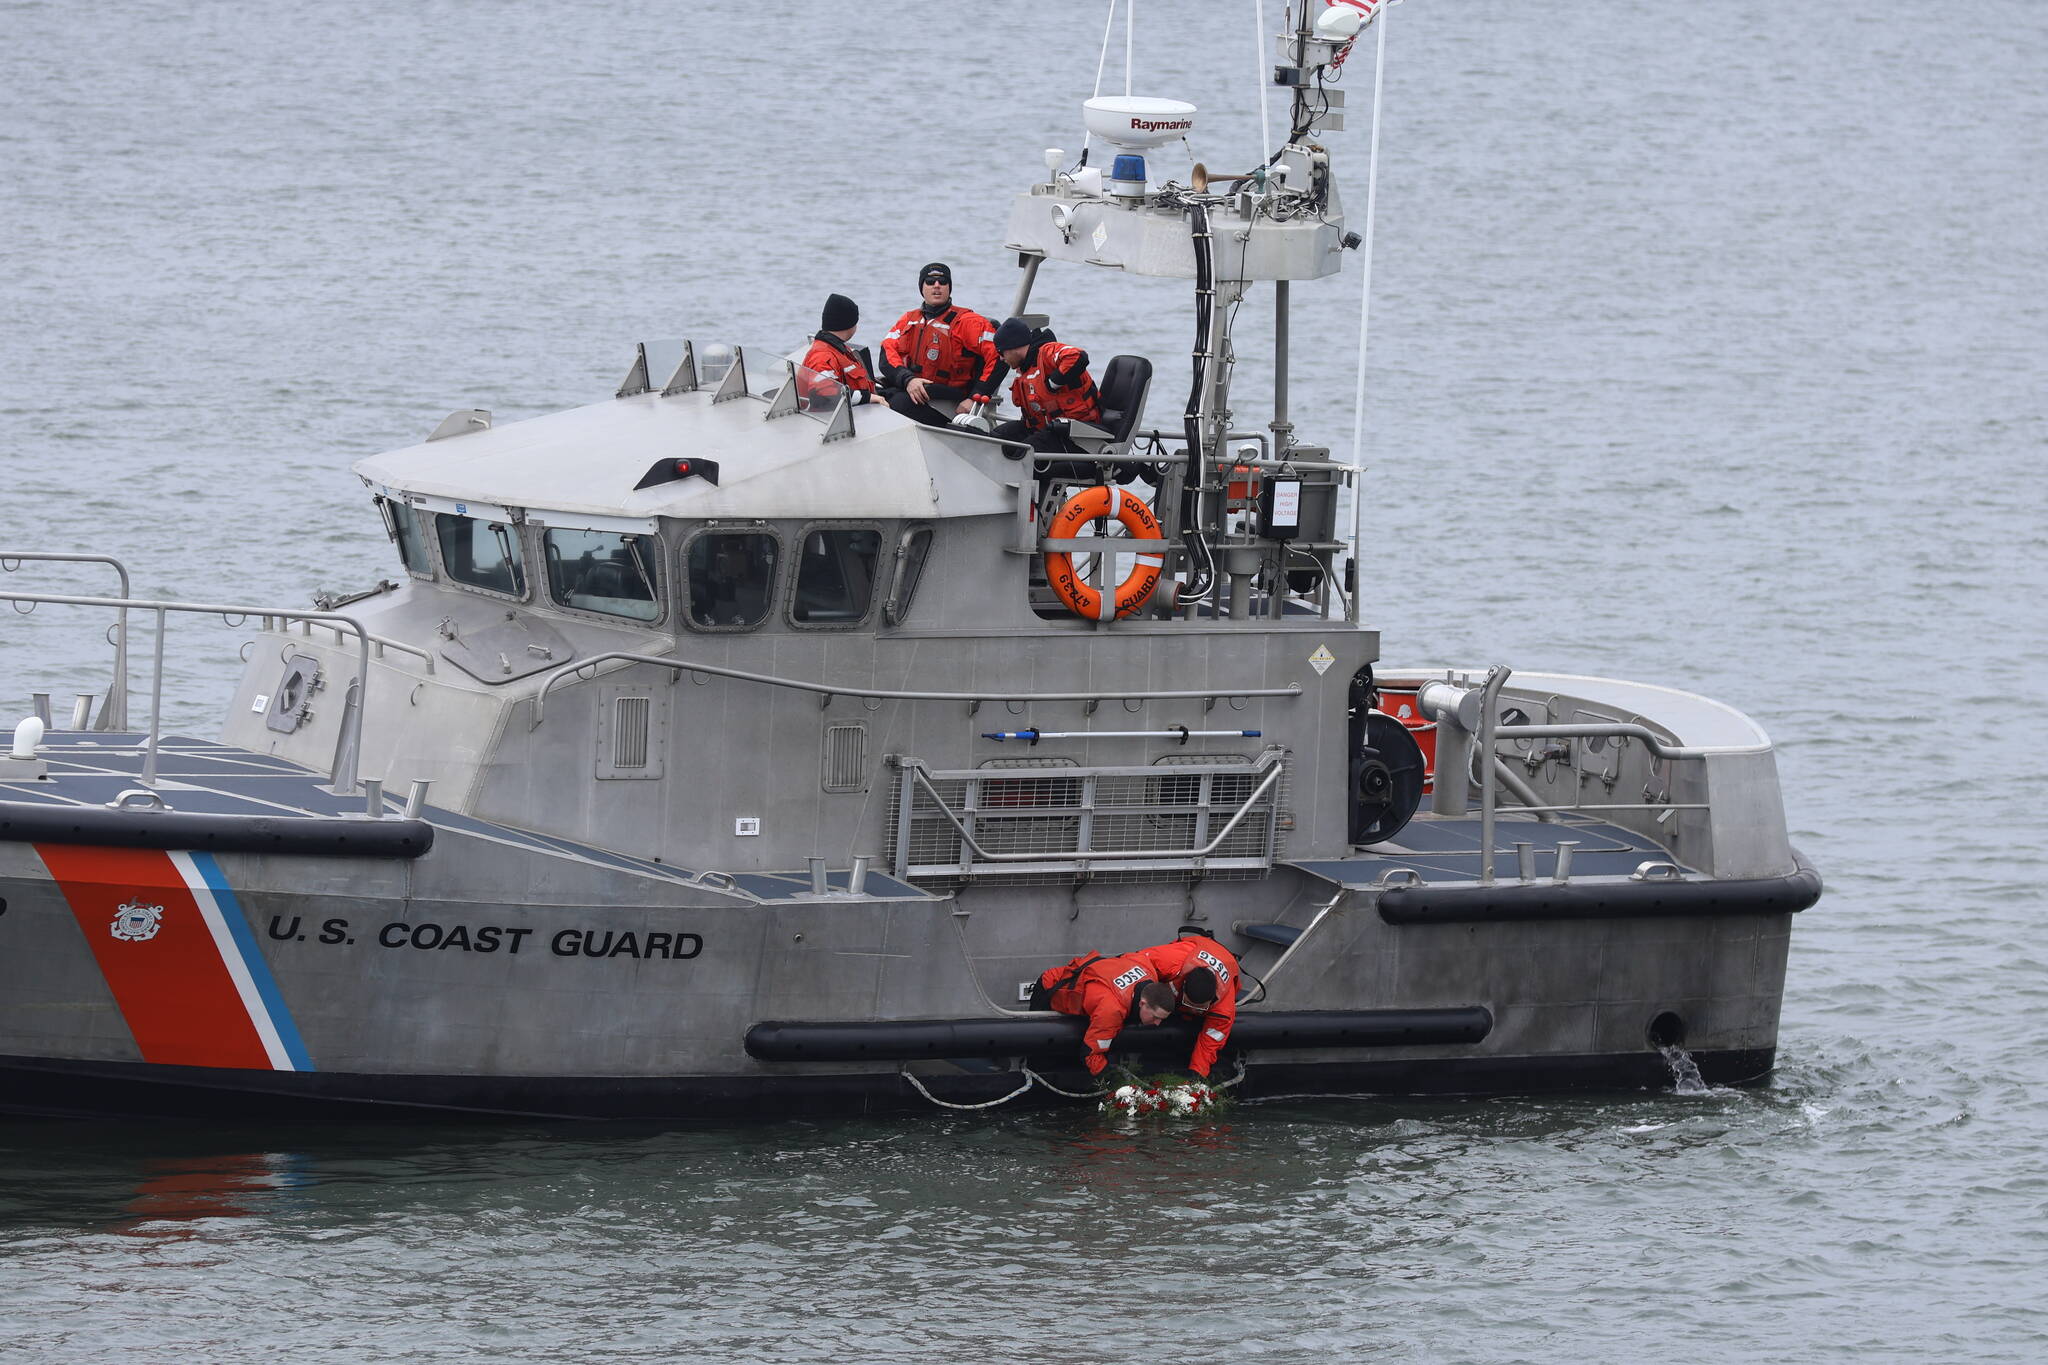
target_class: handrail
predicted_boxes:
[903,756,1284,866]
[260,612,438,676]
[529,650,1301,728]
[0,551,131,729]
[0,590,375,793]
[1477,665,1509,885]
[1492,722,1725,762]
[1449,667,1726,886]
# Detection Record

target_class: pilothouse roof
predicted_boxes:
[354,381,1019,523]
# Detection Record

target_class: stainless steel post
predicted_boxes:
[403,778,432,819]
[1478,664,1510,885]
[1272,280,1291,445]
[1010,253,1044,317]
[109,560,130,730]
[1553,840,1578,885]
[848,855,870,896]
[142,607,167,786]
[809,857,829,896]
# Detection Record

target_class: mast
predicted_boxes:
[1000,0,1365,622]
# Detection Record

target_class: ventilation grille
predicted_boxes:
[614,696,652,769]
[596,686,665,780]
[822,722,867,793]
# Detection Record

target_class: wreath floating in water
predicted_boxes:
[1101,1079,1226,1117]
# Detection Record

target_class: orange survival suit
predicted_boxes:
[1132,935,1240,1077]
[880,305,1002,400]
[1008,337,1100,430]
[1037,951,1162,1076]
[798,331,875,407]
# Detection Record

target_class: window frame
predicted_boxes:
[431,510,531,603]
[677,523,785,635]
[784,521,885,632]
[882,524,935,627]
[374,495,438,581]
[539,525,668,627]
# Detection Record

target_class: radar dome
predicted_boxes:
[1082,96,1196,153]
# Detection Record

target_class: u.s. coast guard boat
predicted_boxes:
[0,4,1817,1120]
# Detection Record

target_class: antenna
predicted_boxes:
[1347,3,1392,610]
[1085,0,1119,164]
[1253,0,1272,161]
[1125,0,1135,97]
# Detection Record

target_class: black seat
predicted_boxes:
[1088,354,1152,449]
[1044,353,1155,485]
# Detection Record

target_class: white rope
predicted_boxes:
[898,1058,1241,1110]
[900,1067,1034,1110]
[1345,3,1391,589]
[1024,1065,1103,1100]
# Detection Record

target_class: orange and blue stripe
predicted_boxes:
[35,845,313,1072]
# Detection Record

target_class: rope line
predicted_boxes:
[900,1067,1034,1110]
[899,1057,1250,1110]
[1023,1066,1102,1100]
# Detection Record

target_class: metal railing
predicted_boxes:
[1386,667,1754,885]
[530,650,1301,726]
[889,749,1287,882]
[0,588,427,793]
[1,552,132,729]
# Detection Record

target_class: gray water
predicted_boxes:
[3,2,2045,1359]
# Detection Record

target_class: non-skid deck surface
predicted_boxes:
[1288,812,1686,887]
[1,733,929,902]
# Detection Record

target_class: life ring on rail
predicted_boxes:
[1043,485,1164,621]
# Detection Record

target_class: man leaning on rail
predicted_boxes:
[1131,934,1241,1080]
[1033,950,1177,1077]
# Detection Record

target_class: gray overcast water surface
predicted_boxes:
[2,2,2045,1361]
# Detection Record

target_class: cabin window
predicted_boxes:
[683,530,780,630]
[790,526,882,627]
[377,498,433,578]
[543,528,662,622]
[883,526,934,626]
[434,513,527,598]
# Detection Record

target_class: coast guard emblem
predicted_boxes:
[110,901,164,942]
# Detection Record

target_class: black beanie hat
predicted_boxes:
[918,261,952,287]
[992,316,1033,352]
[821,293,858,331]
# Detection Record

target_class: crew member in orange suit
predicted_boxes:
[985,315,1101,458]
[1132,934,1241,1078]
[798,293,876,409]
[1035,951,1178,1076]
[879,262,1002,426]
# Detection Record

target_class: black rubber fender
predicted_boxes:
[744,1007,1493,1063]
[0,799,435,859]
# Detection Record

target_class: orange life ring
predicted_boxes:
[1043,485,1165,621]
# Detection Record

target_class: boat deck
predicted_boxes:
[0,733,931,902]
[1291,811,1688,886]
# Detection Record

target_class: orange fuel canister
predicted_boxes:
[1374,690,1438,795]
